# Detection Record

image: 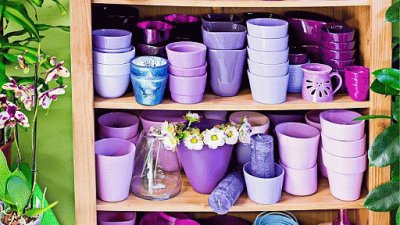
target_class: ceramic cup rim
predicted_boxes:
[248,58,289,67]
[92,29,132,39]
[95,138,136,158]
[202,23,247,33]
[280,161,317,173]
[229,111,270,127]
[246,18,288,28]
[248,70,289,78]
[301,63,332,74]
[130,56,168,69]
[275,122,320,139]
[166,41,207,55]
[320,110,364,127]
[247,33,289,41]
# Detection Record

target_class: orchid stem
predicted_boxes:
[13,127,22,168]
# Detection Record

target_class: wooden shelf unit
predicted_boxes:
[71,0,393,224]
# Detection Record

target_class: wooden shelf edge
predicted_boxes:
[91,0,370,8]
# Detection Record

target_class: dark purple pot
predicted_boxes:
[321,40,355,51]
[136,20,175,45]
[92,4,139,32]
[321,24,355,42]
[163,14,202,42]
[289,46,308,65]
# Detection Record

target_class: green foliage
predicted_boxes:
[386,2,400,23]
[373,68,400,91]
[392,162,399,182]
[368,123,400,167]
[7,176,31,215]
[364,181,400,211]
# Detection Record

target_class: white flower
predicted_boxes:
[160,121,175,136]
[184,133,204,151]
[203,128,225,149]
[184,112,200,124]
[224,125,239,145]
[239,117,252,144]
[162,135,178,151]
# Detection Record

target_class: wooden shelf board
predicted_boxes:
[94,91,370,111]
[97,177,366,212]
[91,0,370,7]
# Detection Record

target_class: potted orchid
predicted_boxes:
[149,112,252,194]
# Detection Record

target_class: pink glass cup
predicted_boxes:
[344,66,370,101]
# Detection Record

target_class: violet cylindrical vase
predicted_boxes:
[250,134,275,178]
[208,171,245,215]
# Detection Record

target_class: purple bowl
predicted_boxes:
[202,13,243,26]
[321,24,355,42]
[136,20,175,45]
[321,49,355,60]
[166,41,207,68]
[92,29,132,50]
[136,43,166,57]
[285,11,337,45]
[321,40,355,51]
[323,58,355,70]
[203,215,251,225]
[289,46,308,65]
[97,112,139,139]
[169,62,207,77]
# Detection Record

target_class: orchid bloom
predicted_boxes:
[2,77,35,111]
[16,54,30,74]
[44,61,70,84]
[0,103,30,129]
[38,86,66,109]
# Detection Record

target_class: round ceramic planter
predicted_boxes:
[229,111,270,134]
[248,59,289,77]
[139,110,186,133]
[98,211,136,225]
[94,73,130,98]
[97,112,139,139]
[169,73,207,104]
[248,71,289,104]
[247,35,289,52]
[93,47,136,65]
[166,41,207,68]
[246,18,288,39]
[130,74,168,106]
[320,110,365,141]
[92,29,132,50]
[281,162,318,196]
[94,62,130,76]
[169,63,207,77]
[247,47,289,65]
[321,133,366,158]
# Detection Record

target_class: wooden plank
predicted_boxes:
[97,178,367,212]
[94,91,370,111]
[368,0,392,224]
[70,0,97,224]
[91,0,370,7]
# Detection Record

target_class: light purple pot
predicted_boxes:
[275,122,320,169]
[236,143,251,166]
[229,111,270,134]
[98,112,139,139]
[345,66,370,101]
[320,110,365,141]
[281,163,317,196]
[248,71,289,104]
[247,35,289,52]
[169,63,207,77]
[321,40,355,51]
[98,211,136,225]
[94,46,133,54]
[247,47,289,65]
[322,149,366,201]
[289,46,308,65]
[209,48,246,97]
[321,24,355,43]
[93,48,136,65]
[246,18,288,39]
[139,110,186,133]
[169,73,207,104]
[95,138,136,202]
[248,59,289,77]
[94,62,130,76]
[92,29,132,50]
[202,23,247,50]
[321,133,366,158]
[166,41,207,68]
[94,74,130,98]
[321,49,356,61]
[203,111,228,121]
[243,162,284,204]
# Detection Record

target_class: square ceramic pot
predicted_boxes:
[202,22,247,50]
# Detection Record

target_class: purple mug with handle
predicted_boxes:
[301,63,343,102]
[344,65,370,101]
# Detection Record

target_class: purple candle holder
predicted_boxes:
[136,20,175,45]
[250,134,275,178]
[208,171,244,215]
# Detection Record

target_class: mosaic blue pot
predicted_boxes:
[130,73,168,106]
[130,56,168,77]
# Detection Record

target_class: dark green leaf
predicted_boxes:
[394,45,399,63]
[24,201,58,217]
[373,68,400,91]
[386,2,400,23]
[0,61,7,92]
[393,162,399,182]
[353,115,392,121]
[394,37,400,45]
[396,207,400,225]
[4,29,28,39]
[51,0,67,15]
[393,97,399,122]
[36,24,70,32]
[370,79,399,96]
[364,181,400,211]
[6,175,31,214]
[0,151,11,197]
[27,0,44,7]
[369,123,400,167]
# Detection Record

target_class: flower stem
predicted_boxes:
[13,127,22,168]
[29,61,39,208]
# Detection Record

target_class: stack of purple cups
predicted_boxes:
[320,110,366,201]
[136,20,175,57]
[97,112,141,145]
[246,18,289,104]
[166,41,207,104]
[92,29,135,98]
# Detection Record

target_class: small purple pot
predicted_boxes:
[321,24,355,42]
[247,35,289,52]
[136,21,175,45]
[320,110,365,141]
[321,49,356,61]
[266,112,305,127]
[321,40,355,51]
[169,73,207,104]
[323,58,355,70]
[281,162,318,196]
[136,43,166,57]
[344,66,370,101]
[93,29,132,50]
[201,13,243,26]
[169,63,207,77]
[321,133,366,158]
[247,47,289,65]
[139,110,186,133]
[94,74,130,98]
[166,41,207,68]
[246,18,289,39]
[202,22,247,50]
[94,46,133,54]
[94,62,130,76]
[248,71,289,104]
[98,211,136,225]
[289,46,308,65]
[97,112,139,139]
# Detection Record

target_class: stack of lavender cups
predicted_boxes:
[320,110,366,201]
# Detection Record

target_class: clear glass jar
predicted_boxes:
[131,134,181,200]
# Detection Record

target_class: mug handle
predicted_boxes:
[330,71,343,94]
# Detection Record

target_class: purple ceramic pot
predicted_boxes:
[94,73,130,98]
[321,40,355,51]
[281,163,318,196]
[248,71,289,104]
[248,59,289,77]
[246,18,288,39]
[136,43,166,57]
[321,24,355,42]
[344,66,370,101]
[247,47,289,65]
[92,29,132,50]
[98,211,136,225]
[97,112,139,139]
[201,13,243,26]
[289,46,308,65]
[321,49,355,61]
[208,48,246,97]
[93,48,136,65]
[202,22,247,50]
[136,21,175,45]
[285,11,337,45]
[94,46,133,54]
[320,109,365,141]
[301,45,321,63]
[169,73,207,104]
[94,62,130,76]
[247,35,289,52]
[323,58,355,70]
[166,41,207,68]
[169,63,207,77]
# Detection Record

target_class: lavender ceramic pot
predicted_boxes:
[94,74,130,98]
[248,71,289,104]
[281,163,318,196]
[94,63,130,76]
[169,73,207,104]
[229,111,270,134]
[246,18,288,39]
[247,35,289,52]
[92,29,132,50]
[321,24,355,42]
[201,13,243,26]
[166,41,207,68]
[93,48,136,65]
[98,211,136,225]
[301,63,343,102]
[320,110,365,141]
[289,46,308,65]
[136,21,175,45]
[208,48,246,97]
[202,22,247,50]
[169,63,207,77]
[248,59,289,77]
[266,112,305,127]
[94,46,133,54]
[97,112,139,139]
[247,47,289,65]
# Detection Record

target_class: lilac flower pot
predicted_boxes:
[321,40,355,51]
[94,46,133,54]
[248,71,289,104]
[209,48,246,97]
[169,73,207,104]
[139,110,186,133]
[98,112,139,139]
[94,74,130,98]
[321,24,355,42]
[92,29,132,50]
[246,18,288,39]
[166,41,207,68]
[281,163,317,196]
[93,48,136,65]
[321,133,366,158]
[320,110,365,141]
[288,61,309,93]
[169,63,207,77]
[248,59,289,77]
[98,211,136,225]
[289,46,308,65]
[322,149,366,201]
[202,22,247,50]
[275,122,320,169]
[95,138,136,202]
[344,66,370,101]
[247,35,289,52]
[247,47,289,65]
[243,162,284,204]
[136,21,175,45]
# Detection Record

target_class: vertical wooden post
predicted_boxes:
[70,0,97,224]
[368,0,392,224]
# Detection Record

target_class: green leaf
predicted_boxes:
[0,151,11,197]
[364,181,400,211]
[369,123,400,167]
[393,97,400,122]
[10,162,32,187]
[51,0,67,15]
[373,68,400,91]
[370,79,399,96]
[36,24,70,32]
[24,201,58,217]
[353,115,392,121]
[396,207,400,225]
[0,2,39,40]
[386,2,400,23]
[393,162,399,182]
[6,175,31,213]
[0,61,8,92]
[27,0,44,7]
[394,45,399,63]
